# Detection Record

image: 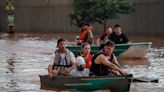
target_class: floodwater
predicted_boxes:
[0,33,164,92]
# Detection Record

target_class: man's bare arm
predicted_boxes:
[97,55,127,74]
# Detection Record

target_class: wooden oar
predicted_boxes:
[121,74,159,83]
[133,77,159,83]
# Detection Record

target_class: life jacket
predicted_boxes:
[82,53,93,69]
[79,30,88,42]
[52,49,72,71]
[90,51,115,76]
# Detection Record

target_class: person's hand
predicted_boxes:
[49,70,58,78]
[73,41,78,45]
[112,70,121,75]
[120,69,128,75]
[53,70,58,76]
[63,68,69,75]
[49,73,53,78]
[78,40,83,44]
[48,69,53,78]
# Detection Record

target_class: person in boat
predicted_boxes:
[108,24,128,44]
[90,40,127,76]
[78,43,93,69]
[98,26,113,45]
[76,24,93,45]
[69,56,90,77]
[48,39,76,77]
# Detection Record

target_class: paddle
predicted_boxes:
[122,74,159,83]
[133,77,159,83]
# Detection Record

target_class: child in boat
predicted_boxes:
[69,56,90,77]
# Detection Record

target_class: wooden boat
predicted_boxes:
[39,74,133,92]
[67,42,152,58]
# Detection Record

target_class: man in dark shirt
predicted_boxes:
[90,41,127,76]
[109,24,128,44]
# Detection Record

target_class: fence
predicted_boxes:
[0,0,164,35]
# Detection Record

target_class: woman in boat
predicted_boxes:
[48,39,76,78]
[78,43,93,69]
[69,56,90,77]
[90,40,127,76]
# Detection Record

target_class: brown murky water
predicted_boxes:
[0,33,164,92]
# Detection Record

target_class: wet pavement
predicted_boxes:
[0,33,164,92]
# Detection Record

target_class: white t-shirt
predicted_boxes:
[49,51,76,66]
[69,68,90,77]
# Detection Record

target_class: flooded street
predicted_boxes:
[0,33,164,92]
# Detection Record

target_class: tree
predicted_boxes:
[70,0,134,29]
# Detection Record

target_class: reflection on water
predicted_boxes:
[0,33,164,92]
[6,53,17,73]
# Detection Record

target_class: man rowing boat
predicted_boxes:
[90,40,127,76]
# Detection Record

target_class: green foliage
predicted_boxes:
[70,0,134,28]
[70,0,95,27]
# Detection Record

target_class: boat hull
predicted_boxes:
[40,75,132,92]
[67,42,152,58]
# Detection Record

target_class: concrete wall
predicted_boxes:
[0,0,164,35]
